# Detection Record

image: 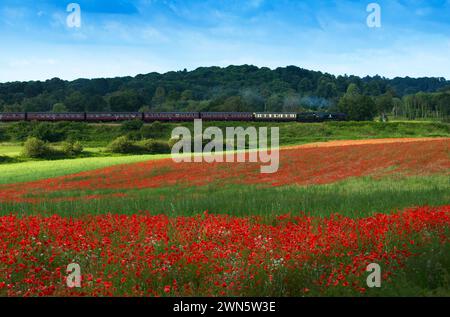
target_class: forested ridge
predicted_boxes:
[1,65,449,121]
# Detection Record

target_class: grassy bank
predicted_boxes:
[1,121,448,148]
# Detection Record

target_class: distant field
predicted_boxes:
[0,144,21,156]
[1,137,447,185]
[0,143,105,158]
[0,154,170,184]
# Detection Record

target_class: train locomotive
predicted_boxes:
[0,112,347,123]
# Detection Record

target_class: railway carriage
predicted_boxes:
[144,112,200,122]
[27,112,85,122]
[86,112,143,122]
[254,113,297,121]
[200,112,254,121]
[0,112,26,121]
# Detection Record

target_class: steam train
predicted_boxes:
[0,112,347,123]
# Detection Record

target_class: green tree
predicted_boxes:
[139,105,151,112]
[52,103,68,113]
[152,87,166,106]
[85,95,107,112]
[346,83,361,97]
[180,90,193,101]
[298,78,313,95]
[266,94,283,112]
[65,91,86,112]
[109,90,143,112]
[338,90,377,121]
[375,93,394,122]
[220,96,250,112]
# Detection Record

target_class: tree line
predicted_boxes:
[0,65,448,122]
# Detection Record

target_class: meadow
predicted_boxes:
[0,154,169,184]
[0,136,449,297]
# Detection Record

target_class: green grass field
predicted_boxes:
[2,175,449,219]
[0,144,22,156]
[0,154,170,184]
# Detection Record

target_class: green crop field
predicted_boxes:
[0,154,170,184]
[1,175,449,219]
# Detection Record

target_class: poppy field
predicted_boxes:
[0,138,449,296]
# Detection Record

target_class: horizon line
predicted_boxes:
[0,64,448,85]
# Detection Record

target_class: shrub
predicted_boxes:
[61,141,84,156]
[108,136,140,154]
[126,131,142,141]
[121,120,143,133]
[8,122,34,141]
[22,137,53,158]
[138,139,170,154]
[140,121,166,139]
[30,122,65,142]
[72,141,83,154]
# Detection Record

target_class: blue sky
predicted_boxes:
[0,0,449,82]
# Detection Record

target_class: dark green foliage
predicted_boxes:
[4,121,31,141]
[121,120,145,140]
[3,121,122,145]
[108,136,170,154]
[61,141,84,156]
[393,91,450,121]
[52,103,68,113]
[85,95,107,112]
[338,94,377,121]
[1,66,448,117]
[30,122,66,142]
[0,127,6,142]
[21,137,53,158]
[138,139,170,154]
[0,155,15,163]
[107,136,139,154]
[140,121,167,139]
[121,120,144,133]
[126,131,142,141]
[109,90,143,112]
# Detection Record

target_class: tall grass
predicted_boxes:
[2,175,448,219]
